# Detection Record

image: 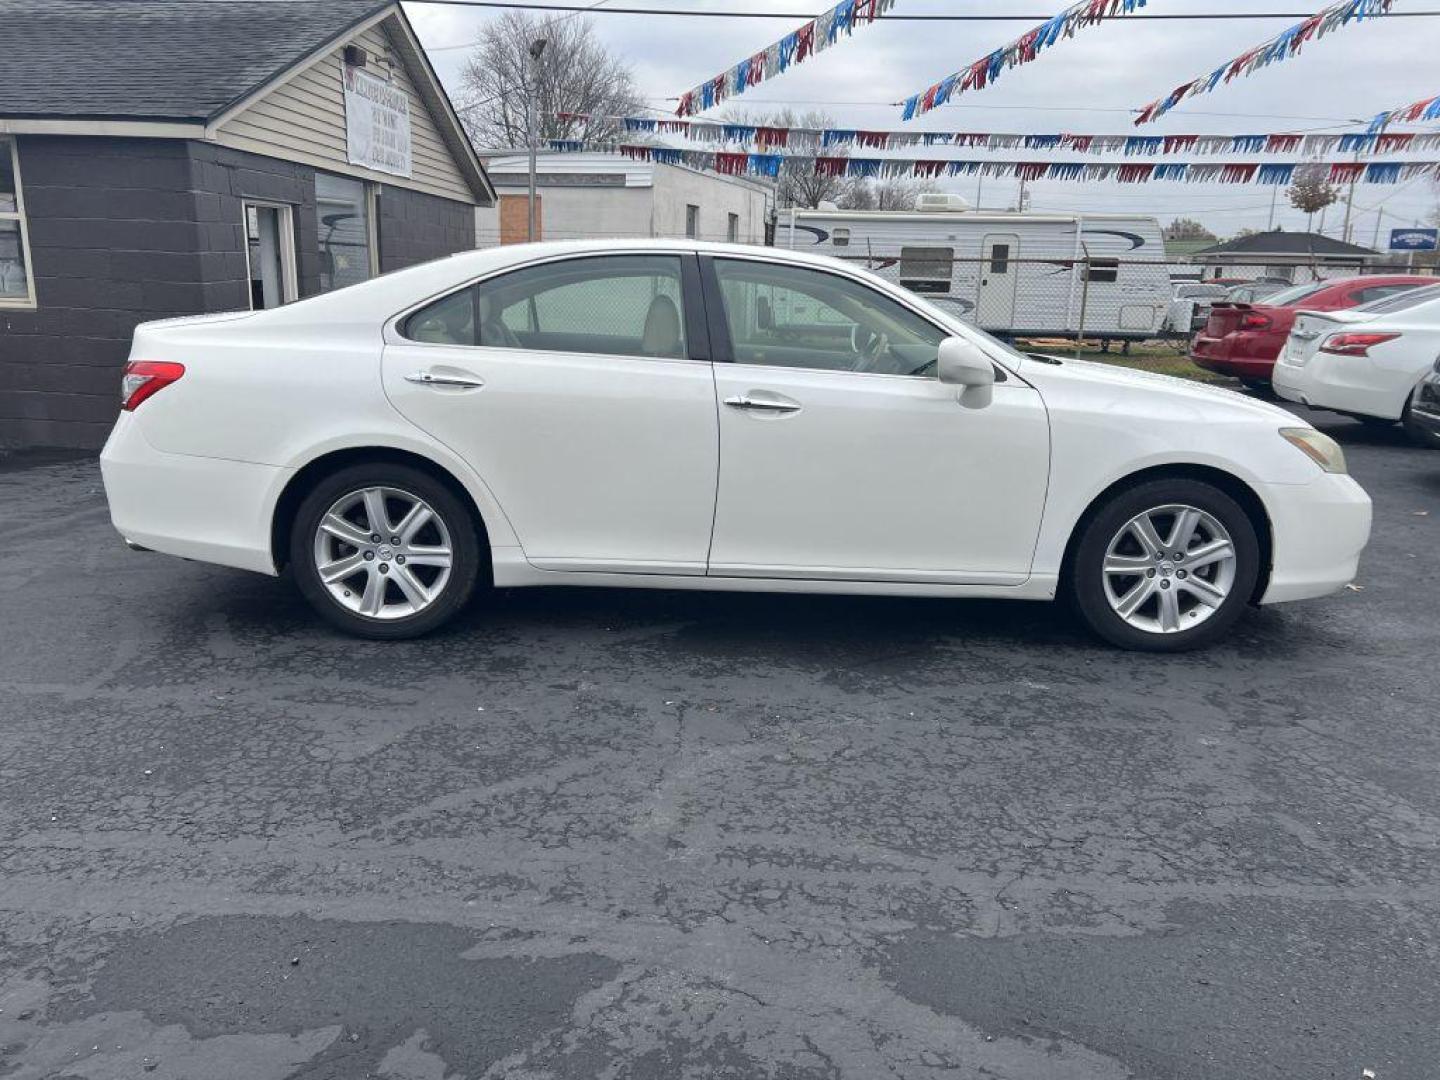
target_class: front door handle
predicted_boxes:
[405,370,485,390]
[724,394,801,415]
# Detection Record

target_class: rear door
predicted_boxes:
[382,252,720,575]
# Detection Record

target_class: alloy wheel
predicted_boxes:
[311,486,454,620]
[1101,503,1237,635]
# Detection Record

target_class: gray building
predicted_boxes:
[1188,230,1382,284]
[0,0,495,450]
[477,151,773,247]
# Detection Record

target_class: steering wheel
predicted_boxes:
[850,323,890,372]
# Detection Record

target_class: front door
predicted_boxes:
[704,257,1050,583]
[977,233,1020,329]
[243,202,297,310]
[383,253,719,574]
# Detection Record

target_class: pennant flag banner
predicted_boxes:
[1134,0,1394,125]
[559,114,1440,157]
[899,0,1149,122]
[675,0,897,118]
[1368,91,1440,133]
[550,142,1440,186]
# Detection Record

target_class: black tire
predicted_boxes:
[1241,379,1271,393]
[1355,415,1396,429]
[290,462,482,640]
[1068,478,1261,652]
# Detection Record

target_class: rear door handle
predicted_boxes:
[724,394,801,415]
[405,370,484,389]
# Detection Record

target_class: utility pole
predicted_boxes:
[1267,184,1279,231]
[526,37,548,243]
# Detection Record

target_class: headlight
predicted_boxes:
[1280,427,1347,475]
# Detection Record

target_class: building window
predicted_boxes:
[899,246,954,294]
[316,172,375,292]
[0,137,36,308]
[685,204,700,239]
[727,213,740,243]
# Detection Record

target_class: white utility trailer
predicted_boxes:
[777,200,1171,341]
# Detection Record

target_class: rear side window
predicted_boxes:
[1351,284,1416,306]
[1354,282,1440,314]
[402,255,688,359]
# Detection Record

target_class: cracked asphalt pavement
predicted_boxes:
[0,403,1437,1079]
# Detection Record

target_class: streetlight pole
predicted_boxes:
[526,38,547,243]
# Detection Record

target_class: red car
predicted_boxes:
[1190,275,1435,386]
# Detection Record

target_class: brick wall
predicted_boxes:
[0,135,479,451]
[498,194,540,245]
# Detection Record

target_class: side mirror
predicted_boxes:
[936,336,996,408]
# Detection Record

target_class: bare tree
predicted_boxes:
[458,12,643,150]
[841,176,940,211]
[1287,164,1339,234]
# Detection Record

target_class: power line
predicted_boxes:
[407,1,1440,19]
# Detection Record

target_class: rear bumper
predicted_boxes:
[1272,352,1408,420]
[99,413,288,575]
[1258,472,1372,605]
[1190,335,1280,380]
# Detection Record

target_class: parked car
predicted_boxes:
[1191,275,1434,388]
[1274,282,1440,431]
[1164,282,1228,334]
[1222,281,1290,305]
[1407,362,1440,447]
[101,240,1372,652]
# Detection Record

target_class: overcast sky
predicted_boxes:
[404,0,1439,240]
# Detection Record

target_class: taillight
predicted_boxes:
[120,360,185,411]
[1239,310,1273,331]
[1319,332,1401,358]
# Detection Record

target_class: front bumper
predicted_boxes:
[100,413,289,575]
[1258,472,1372,605]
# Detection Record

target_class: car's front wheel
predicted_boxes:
[1069,479,1260,652]
[290,463,482,639]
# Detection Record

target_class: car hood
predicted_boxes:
[1023,354,1305,424]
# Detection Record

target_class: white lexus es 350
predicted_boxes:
[101,240,1371,651]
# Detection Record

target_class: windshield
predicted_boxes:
[1354,282,1440,315]
[1263,281,1332,307]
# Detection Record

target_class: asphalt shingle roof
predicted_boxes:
[0,0,390,121]
[1194,230,1378,258]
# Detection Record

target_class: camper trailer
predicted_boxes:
[778,201,1170,342]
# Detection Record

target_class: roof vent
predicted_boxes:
[914,193,970,212]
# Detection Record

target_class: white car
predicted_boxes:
[1164,282,1229,334]
[1274,282,1440,426]
[101,240,1371,651]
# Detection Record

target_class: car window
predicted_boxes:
[401,254,688,359]
[1265,281,1332,307]
[1353,282,1440,314]
[713,259,948,377]
[1350,285,1410,305]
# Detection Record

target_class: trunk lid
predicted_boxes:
[1279,308,1376,369]
[1203,303,1252,338]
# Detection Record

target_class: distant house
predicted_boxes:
[477,151,773,247]
[1188,230,1381,284]
[0,0,494,450]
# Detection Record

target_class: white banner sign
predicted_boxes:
[343,65,412,178]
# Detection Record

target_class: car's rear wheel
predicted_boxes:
[290,463,481,639]
[1069,479,1260,652]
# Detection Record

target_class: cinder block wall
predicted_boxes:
[1,136,477,451]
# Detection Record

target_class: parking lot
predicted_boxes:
[0,400,1437,1080]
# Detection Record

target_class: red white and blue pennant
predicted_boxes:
[676,0,897,118]
[1134,0,1393,124]
[900,0,1148,121]
[1367,91,1440,133]
[546,142,1437,186]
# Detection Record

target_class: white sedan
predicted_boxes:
[101,240,1371,651]
[1274,282,1440,428]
